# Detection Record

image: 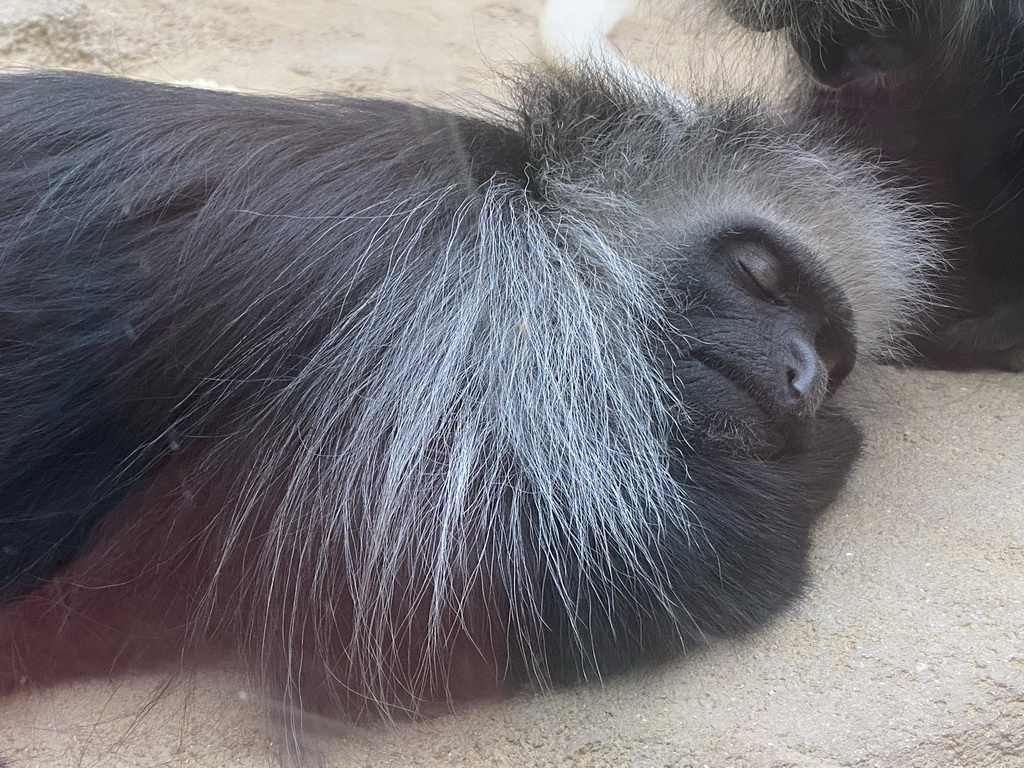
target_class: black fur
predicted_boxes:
[0,68,931,742]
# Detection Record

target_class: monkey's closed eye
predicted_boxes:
[731,241,783,301]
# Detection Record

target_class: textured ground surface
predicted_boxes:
[1,1,1022,766]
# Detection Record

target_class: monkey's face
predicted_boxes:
[723,1,927,87]
[661,223,857,458]
[539,220,866,683]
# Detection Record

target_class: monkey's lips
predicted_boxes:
[680,359,836,460]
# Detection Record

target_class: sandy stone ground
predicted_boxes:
[0,1,1022,766]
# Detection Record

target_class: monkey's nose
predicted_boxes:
[784,336,825,411]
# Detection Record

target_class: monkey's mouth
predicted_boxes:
[788,18,923,90]
[682,358,834,461]
[695,407,819,460]
[800,41,911,90]
[689,333,847,419]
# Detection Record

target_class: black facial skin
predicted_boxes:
[677,228,856,451]
[538,225,862,683]
[724,0,1024,370]
[722,0,922,81]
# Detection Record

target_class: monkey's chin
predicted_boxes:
[692,407,841,461]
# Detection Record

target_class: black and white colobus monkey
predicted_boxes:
[718,0,1024,370]
[0,66,937,745]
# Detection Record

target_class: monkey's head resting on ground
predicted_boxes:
[719,0,1024,370]
[0,65,940,750]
